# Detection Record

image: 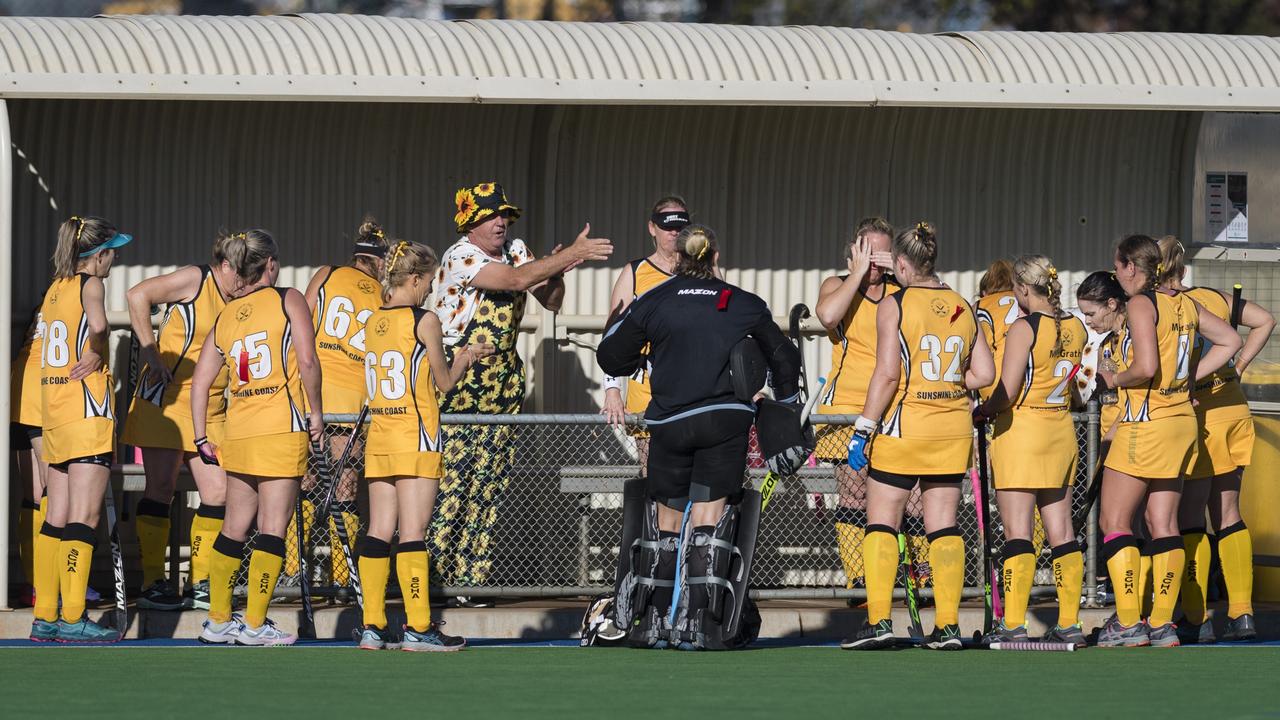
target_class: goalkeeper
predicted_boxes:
[597,224,804,650]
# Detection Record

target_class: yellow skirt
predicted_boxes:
[991,410,1077,490]
[220,431,308,478]
[624,376,653,439]
[1105,414,1198,480]
[43,418,115,465]
[122,395,225,452]
[814,403,858,463]
[1190,412,1255,480]
[365,450,442,480]
[870,433,972,477]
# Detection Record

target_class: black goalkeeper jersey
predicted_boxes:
[597,275,799,422]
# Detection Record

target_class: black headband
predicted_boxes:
[651,210,690,231]
[353,240,387,258]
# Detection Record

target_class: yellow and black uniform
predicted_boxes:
[363,306,443,479]
[39,275,115,466]
[1103,290,1199,630]
[358,305,441,634]
[1182,286,1256,623]
[123,265,228,451]
[312,265,382,416]
[10,312,49,610]
[989,312,1086,632]
[976,290,1019,400]
[815,278,900,587]
[212,286,308,478]
[991,313,1086,489]
[622,258,674,425]
[862,286,976,630]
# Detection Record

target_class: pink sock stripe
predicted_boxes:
[1103,532,1132,544]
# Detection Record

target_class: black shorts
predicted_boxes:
[646,408,753,509]
[10,423,41,451]
[49,453,113,472]
[868,467,966,491]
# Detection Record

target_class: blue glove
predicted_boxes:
[847,430,871,472]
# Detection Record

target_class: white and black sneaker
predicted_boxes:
[841,619,895,650]
[925,624,964,651]
[199,613,243,645]
[402,621,466,652]
[183,579,211,611]
[237,617,297,646]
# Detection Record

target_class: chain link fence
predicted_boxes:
[227,407,1101,604]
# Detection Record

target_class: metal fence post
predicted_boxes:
[1084,399,1101,608]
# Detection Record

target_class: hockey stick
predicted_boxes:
[314,407,369,609]
[897,531,924,640]
[103,332,140,633]
[990,641,1076,652]
[973,422,1001,635]
[1230,284,1244,329]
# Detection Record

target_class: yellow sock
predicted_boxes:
[1138,547,1154,618]
[208,534,246,624]
[834,507,866,587]
[1180,530,1211,625]
[1000,539,1036,628]
[19,500,38,584]
[1147,536,1185,627]
[33,523,62,622]
[58,523,97,622]
[862,526,899,624]
[189,505,225,584]
[928,530,964,628]
[284,499,314,576]
[328,503,360,585]
[1217,522,1254,618]
[1104,535,1141,626]
[396,542,432,632]
[244,535,285,629]
[1051,542,1083,627]
[358,537,391,629]
[135,498,171,587]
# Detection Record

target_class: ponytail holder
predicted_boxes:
[693,233,709,260]
[915,221,928,233]
[70,215,85,243]
[1046,266,1058,281]
[234,232,248,240]
[1156,262,1164,275]
[387,240,409,275]
[372,229,385,239]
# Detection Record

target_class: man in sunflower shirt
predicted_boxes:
[430,182,612,593]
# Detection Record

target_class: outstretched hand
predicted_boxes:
[569,223,613,263]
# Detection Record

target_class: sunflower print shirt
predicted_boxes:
[432,237,534,347]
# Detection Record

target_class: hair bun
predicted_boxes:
[684,230,710,260]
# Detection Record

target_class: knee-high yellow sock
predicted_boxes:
[208,534,246,624]
[284,499,314,576]
[135,498,171,587]
[1051,542,1083,627]
[58,523,97,622]
[1138,544,1154,618]
[862,526,899,625]
[358,536,391,629]
[328,502,360,584]
[1180,529,1211,625]
[189,504,225,584]
[1000,539,1036,628]
[1217,522,1254,618]
[244,534,285,629]
[834,507,866,587]
[1104,535,1141,626]
[928,529,964,628]
[19,499,38,584]
[396,541,431,632]
[1147,536,1185,627]
[33,523,62,622]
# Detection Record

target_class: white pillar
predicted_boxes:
[0,99,13,610]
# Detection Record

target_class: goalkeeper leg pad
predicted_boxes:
[613,479,677,647]
[673,489,763,650]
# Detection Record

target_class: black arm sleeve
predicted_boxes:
[752,314,801,402]
[596,308,648,378]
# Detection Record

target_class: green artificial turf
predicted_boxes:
[1,646,1278,718]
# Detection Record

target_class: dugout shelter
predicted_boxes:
[2,14,1280,606]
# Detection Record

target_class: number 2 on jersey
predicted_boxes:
[1046,359,1075,405]
[919,334,965,382]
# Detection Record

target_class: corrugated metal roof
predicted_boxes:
[1,15,1279,109]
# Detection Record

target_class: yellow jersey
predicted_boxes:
[623,258,674,415]
[1184,286,1248,416]
[9,308,43,426]
[39,275,114,430]
[132,265,229,419]
[1119,290,1197,423]
[213,287,306,440]
[1012,312,1087,411]
[313,266,383,393]
[363,306,442,458]
[976,290,1019,399]
[820,279,900,412]
[880,286,978,441]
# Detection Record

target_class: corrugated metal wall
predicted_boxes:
[7,100,1193,411]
